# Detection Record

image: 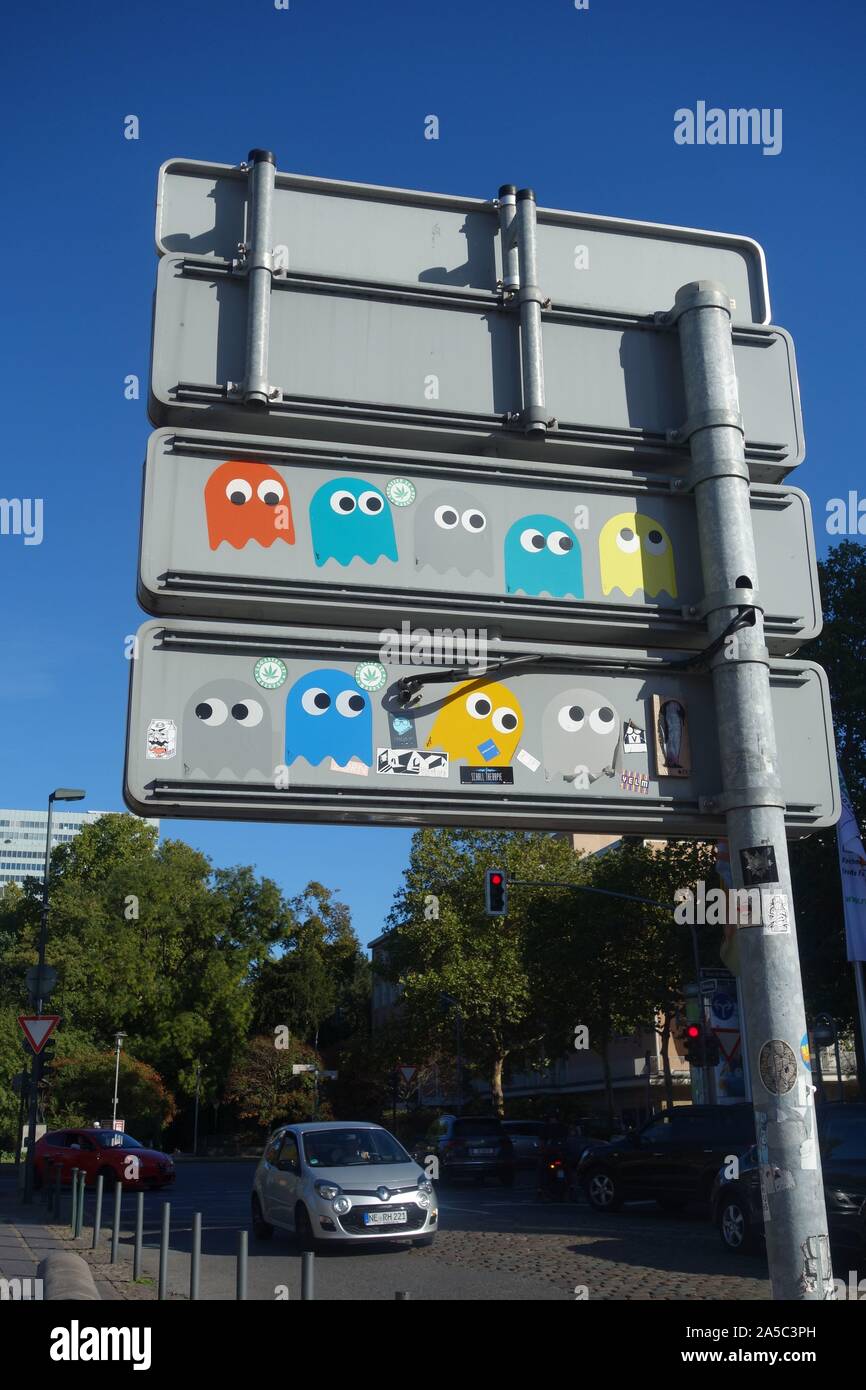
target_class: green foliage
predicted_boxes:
[224,1034,332,1129]
[45,1048,176,1140]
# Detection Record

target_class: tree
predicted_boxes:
[45,1048,176,1141]
[382,828,590,1116]
[224,1034,331,1130]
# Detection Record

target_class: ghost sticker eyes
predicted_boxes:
[415,487,494,578]
[204,460,294,551]
[425,680,522,766]
[182,679,273,781]
[504,513,584,599]
[309,477,397,568]
[598,512,677,599]
[542,687,620,783]
[285,669,373,767]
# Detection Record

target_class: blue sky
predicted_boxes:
[1,0,863,948]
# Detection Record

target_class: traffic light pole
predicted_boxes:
[671,281,833,1300]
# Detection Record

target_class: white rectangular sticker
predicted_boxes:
[376,749,449,778]
[329,757,369,776]
[146,718,176,760]
[517,748,540,773]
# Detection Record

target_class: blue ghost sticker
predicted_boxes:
[309,477,398,567]
[504,514,583,599]
[285,669,373,767]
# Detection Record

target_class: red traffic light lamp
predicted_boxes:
[484,869,508,917]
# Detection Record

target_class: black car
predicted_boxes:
[712,1102,866,1254]
[577,1104,755,1213]
[420,1115,515,1186]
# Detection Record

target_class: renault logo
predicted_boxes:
[376,1186,391,1202]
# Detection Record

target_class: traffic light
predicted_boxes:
[684,1023,704,1067]
[484,868,508,916]
[703,1033,721,1068]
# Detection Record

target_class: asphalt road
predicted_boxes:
[80,1161,781,1301]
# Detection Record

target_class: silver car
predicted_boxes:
[251,1121,438,1249]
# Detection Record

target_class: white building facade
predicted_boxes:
[0,809,159,889]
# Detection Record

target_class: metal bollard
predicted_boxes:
[110,1181,122,1263]
[75,1173,86,1238]
[236,1230,247,1301]
[91,1174,104,1250]
[395,1290,411,1299]
[190,1213,201,1301]
[133,1191,144,1281]
[158,1201,170,1300]
[69,1170,79,1234]
[301,1249,314,1301]
[54,1164,63,1225]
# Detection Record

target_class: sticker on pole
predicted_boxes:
[758,1039,798,1095]
[18,1015,60,1054]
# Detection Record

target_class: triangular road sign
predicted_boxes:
[18,1015,60,1054]
[399,1065,417,1083]
[712,1027,741,1065]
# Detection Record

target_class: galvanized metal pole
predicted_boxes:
[300,1249,314,1300]
[497,185,520,294]
[513,189,547,436]
[243,149,277,406]
[236,1229,247,1301]
[133,1191,144,1280]
[672,280,833,1301]
[69,1169,79,1233]
[158,1201,170,1300]
[110,1181,122,1263]
[75,1173,85,1237]
[190,1213,201,1301]
[53,1162,62,1222]
[91,1173,104,1250]
[23,796,56,1204]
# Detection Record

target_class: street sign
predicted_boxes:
[156,158,770,322]
[149,254,802,482]
[123,619,839,838]
[18,1016,60,1054]
[292,1064,315,1074]
[399,1066,417,1084]
[139,427,820,655]
[25,965,58,1000]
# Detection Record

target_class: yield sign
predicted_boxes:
[18,1015,60,1054]
[399,1066,417,1084]
[712,1028,741,1065]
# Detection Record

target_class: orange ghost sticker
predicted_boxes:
[204,461,295,550]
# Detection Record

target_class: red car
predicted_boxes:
[34,1128,176,1190]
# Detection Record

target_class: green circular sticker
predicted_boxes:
[254,657,288,690]
[386,477,416,507]
[354,661,388,692]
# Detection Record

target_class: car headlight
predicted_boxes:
[418,1179,433,1195]
[416,1192,431,1209]
[315,1181,341,1201]
[333,1196,351,1215]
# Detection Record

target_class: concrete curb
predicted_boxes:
[39,1251,101,1301]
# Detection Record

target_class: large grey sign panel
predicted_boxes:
[124,621,839,838]
[140,428,820,655]
[156,158,770,324]
[149,256,802,481]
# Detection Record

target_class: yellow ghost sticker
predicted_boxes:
[598,512,678,599]
[426,679,523,766]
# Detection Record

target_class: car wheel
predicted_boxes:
[294,1203,320,1252]
[412,1235,435,1248]
[585,1169,622,1212]
[33,1166,43,1191]
[251,1193,274,1241]
[657,1196,688,1212]
[719,1196,758,1254]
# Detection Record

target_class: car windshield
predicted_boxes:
[93,1132,144,1150]
[301,1129,410,1167]
[452,1119,502,1137]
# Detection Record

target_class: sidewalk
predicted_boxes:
[0,1175,184,1301]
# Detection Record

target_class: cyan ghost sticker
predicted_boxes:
[284,669,373,767]
[309,477,397,568]
[504,514,584,598]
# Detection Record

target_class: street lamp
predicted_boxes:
[22,787,86,1204]
[112,1032,128,1129]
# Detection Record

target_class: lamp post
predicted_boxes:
[112,1032,128,1129]
[22,788,85,1203]
[193,1062,201,1156]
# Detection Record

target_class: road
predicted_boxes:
[83,1162,778,1301]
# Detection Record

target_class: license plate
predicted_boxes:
[469,1147,495,1156]
[363,1209,407,1226]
